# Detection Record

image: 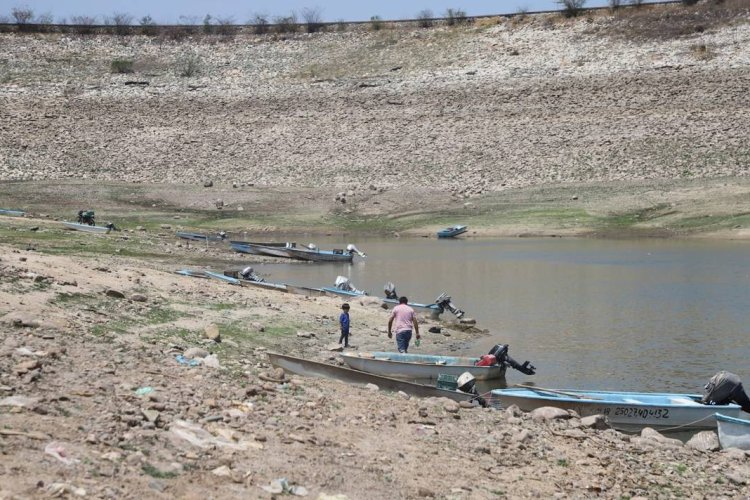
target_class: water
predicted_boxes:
[245,237,750,394]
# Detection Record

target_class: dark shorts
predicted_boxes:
[396,330,412,353]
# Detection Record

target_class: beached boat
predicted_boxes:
[203,270,289,292]
[175,269,209,278]
[491,387,745,431]
[0,208,25,217]
[437,225,468,238]
[230,242,295,258]
[381,297,443,315]
[267,352,479,403]
[284,246,356,263]
[341,352,506,381]
[716,413,750,449]
[63,222,114,234]
[176,231,226,242]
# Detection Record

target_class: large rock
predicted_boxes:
[639,427,683,448]
[531,406,572,421]
[105,289,126,299]
[686,431,720,452]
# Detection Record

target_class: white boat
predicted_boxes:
[0,208,25,217]
[63,222,113,234]
[340,352,506,381]
[716,413,750,450]
[491,387,745,431]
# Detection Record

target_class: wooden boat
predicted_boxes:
[63,222,113,234]
[267,352,478,403]
[341,352,506,381]
[437,225,468,238]
[716,413,750,450]
[0,208,25,217]
[491,387,744,431]
[176,231,226,242]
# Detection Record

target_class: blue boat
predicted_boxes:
[341,352,506,381]
[0,208,25,217]
[716,413,750,450]
[437,225,468,238]
[491,387,744,431]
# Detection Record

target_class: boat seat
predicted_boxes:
[669,397,700,406]
[622,398,643,404]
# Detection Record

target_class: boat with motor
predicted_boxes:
[341,344,535,382]
[176,231,227,242]
[63,221,117,234]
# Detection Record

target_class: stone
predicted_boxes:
[365,383,379,391]
[580,414,609,430]
[203,180,213,187]
[442,400,460,413]
[203,324,221,342]
[183,347,209,359]
[160,224,171,229]
[212,465,232,477]
[417,487,436,497]
[686,431,720,452]
[640,427,683,447]
[105,289,125,299]
[721,448,748,461]
[327,344,344,352]
[130,294,147,302]
[296,331,314,339]
[459,400,477,409]
[531,407,572,421]
[511,429,532,443]
[14,359,42,375]
[141,409,160,424]
[726,472,747,485]
[459,317,476,325]
[398,391,410,400]
[215,199,224,209]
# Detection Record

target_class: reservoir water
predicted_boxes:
[246,237,750,394]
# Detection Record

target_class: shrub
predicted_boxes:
[445,8,468,26]
[302,7,324,33]
[629,0,645,6]
[215,17,237,37]
[70,15,97,35]
[557,0,587,18]
[177,53,201,77]
[110,59,134,73]
[274,13,298,34]
[106,12,133,35]
[251,14,269,34]
[416,9,434,28]
[11,7,34,25]
[140,15,157,36]
[202,14,214,34]
[35,12,53,32]
[609,0,622,11]
[370,15,383,31]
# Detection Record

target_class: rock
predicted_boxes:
[183,347,209,359]
[511,429,532,443]
[459,317,476,325]
[721,448,748,461]
[397,391,410,400]
[417,487,436,497]
[203,354,221,369]
[640,427,683,447]
[726,472,747,485]
[296,331,314,339]
[11,317,40,328]
[215,199,224,209]
[580,414,609,430]
[252,323,265,332]
[531,407,572,421]
[203,324,221,342]
[365,383,379,391]
[130,294,147,302]
[105,289,125,299]
[459,400,477,409]
[442,400,460,413]
[203,180,213,187]
[327,344,344,352]
[428,326,441,333]
[136,226,145,231]
[686,431,720,452]
[160,224,171,229]
[14,359,42,375]
[212,465,232,477]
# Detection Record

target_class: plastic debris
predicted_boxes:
[135,387,154,396]
[174,355,201,367]
[261,478,308,496]
[45,442,80,465]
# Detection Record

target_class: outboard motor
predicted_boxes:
[456,371,488,407]
[702,371,750,413]
[334,276,364,295]
[435,293,465,318]
[488,344,536,375]
[384,282,398,300]
[240,266,265,283]
[219,231,227,240]
[105,222,118,232]
[346,244,366,258]
[306,243,319,251]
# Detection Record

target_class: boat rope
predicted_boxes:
[645,413,717,433]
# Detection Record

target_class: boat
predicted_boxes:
[176,231,226,242]
[340,352,506,381]
[381,297,443,316]
[321,287,366,298]
[63,222,114,234]
[0,208,25,217]
[716,413,750,450]
[203,270,289,292]
[175,269,209,278]
[267,352,479,403]
[437,225,468,238]
[490,387,745,431]
[284,246,356,263]
[230,242,295,258]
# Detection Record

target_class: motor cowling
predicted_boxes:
[334,276,364,294]
[435,293,465,318]
[475,354,497,367]
[346,244,366,257]
[703,371,750,412]
[457,372,477,393]
[384,282,398,299]
[488,344,536,376]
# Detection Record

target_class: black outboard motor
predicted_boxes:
[384,282,398,300]
[702,371,750,413]
[435,293,465,318]
[489,344,536,376]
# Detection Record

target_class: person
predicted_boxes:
[339,303,351,348]
[388,296,420,353]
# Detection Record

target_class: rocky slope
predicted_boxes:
[1,4,749,197]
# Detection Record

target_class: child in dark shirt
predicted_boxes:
[339,303,351,348]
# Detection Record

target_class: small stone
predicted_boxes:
[203,180,213,187]
[442,400,460,413]
[296,331,313,339]
[183,347,209,359]
[203,324,221,342]
[105,289,125,299]
[459,400,477,409]
[580,414,609,430]
[212,465,232,477]
[397,391,410,400]
[417,487,436,497]
[531,407,572,421]
[365,383,379,391]
[160,224,171,229]
[141,409,160,424]
[130,294,147,302]
[686,431,720,452]
[726,472,747,485]
[14,359,42,375]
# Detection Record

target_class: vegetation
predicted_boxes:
[416,10,434,29]
[110,59,134,74]
[301,7,324,33]
[274,13,298,34]
[250,14,270,34]
[370,15,384,31]
[445,8,468,26]
[177,52,200,77]
[557,0,587,18]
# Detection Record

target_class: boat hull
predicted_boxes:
[341,352,505,381]
[63,222,112,233]
[491,388,743,431]
[716,413,750,450]
[176,231,226,242]
[437,225,468,238]
[0,209,25,217]
[267,352,476,402]
[284,247,354,263]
